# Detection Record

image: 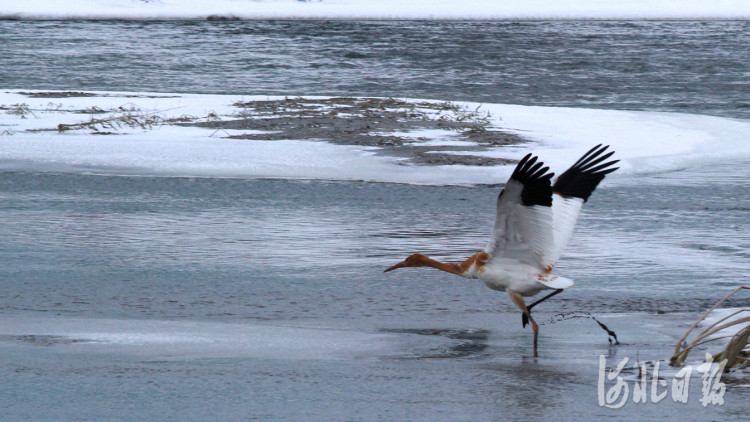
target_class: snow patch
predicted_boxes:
[3,90,750,186]
[3,0,750,20]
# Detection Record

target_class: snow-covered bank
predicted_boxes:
[2,0,750,20]
[2,90,750,186]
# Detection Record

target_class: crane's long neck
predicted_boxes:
[415,255,463,275]
[416,252,487,278]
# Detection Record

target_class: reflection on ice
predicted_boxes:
[0,316,395,360]
[380,328,490,359]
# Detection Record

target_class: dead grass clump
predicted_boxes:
[58,112,166,133]
[19,91,97,98]
[165,114,199,124]
[80,106,107,115]
[230,97,493,131]
[670,286,749,371]
[2,103,36,118]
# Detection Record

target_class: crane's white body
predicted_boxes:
[476,259,574,296]
[472,179,582,296]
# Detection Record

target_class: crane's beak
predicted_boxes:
[384,261,407,273]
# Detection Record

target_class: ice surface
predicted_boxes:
[479,103,750,181]
[700,307,749,340]
[0,315,395,360]
[2,0,750,20]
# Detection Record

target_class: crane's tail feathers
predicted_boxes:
[538,275,574,290]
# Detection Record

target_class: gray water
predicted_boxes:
[2,171,749,320]
[2,20,750,421]
[1,20,750,118]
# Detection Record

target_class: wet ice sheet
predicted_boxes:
[0,311,740,373]
[1,172,749,420]
[0,315,397,360]
[2,312,748,421]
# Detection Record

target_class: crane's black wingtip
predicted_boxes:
[553,145,619,202]
[509,154,555,207]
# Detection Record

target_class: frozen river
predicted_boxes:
[1,19,749,421]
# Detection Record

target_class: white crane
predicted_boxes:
[385,144,619,356]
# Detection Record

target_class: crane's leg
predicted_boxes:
[508,291,539,357]
[522,289,564,328]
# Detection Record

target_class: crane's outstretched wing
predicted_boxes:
[485,153,556,270]
[486,145,619,271]
[547,144,619,265]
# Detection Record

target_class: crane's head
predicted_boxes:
[384,254,428,272]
